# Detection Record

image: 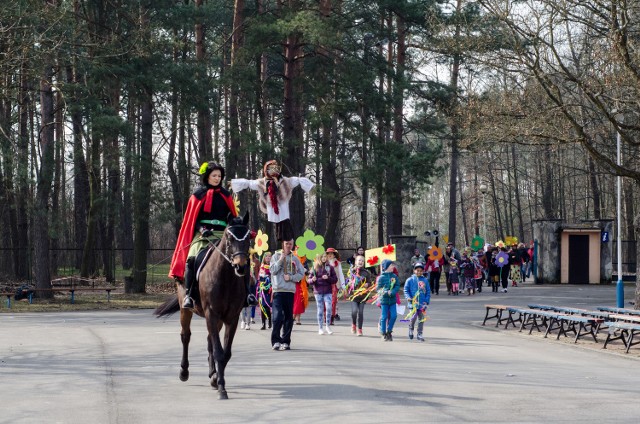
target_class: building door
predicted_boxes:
[568,234,589,284]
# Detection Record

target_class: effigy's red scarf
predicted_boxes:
[267,180,279,214]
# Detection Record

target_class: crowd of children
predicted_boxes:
[242,242,533,346]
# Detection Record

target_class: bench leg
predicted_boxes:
[626,330,636,354]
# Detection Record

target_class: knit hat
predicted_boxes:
[381,259,394,272]
[413,262,425,269]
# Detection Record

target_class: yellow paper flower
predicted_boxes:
[253,230,269,256]
[495,240,505,248]
[295,229,325,259]
[233,194,240,214]
[198,162,208,174]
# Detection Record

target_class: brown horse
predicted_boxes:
[154,213,251,399]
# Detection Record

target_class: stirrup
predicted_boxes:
[182,295,194,309]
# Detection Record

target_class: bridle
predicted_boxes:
[209,225,251,277]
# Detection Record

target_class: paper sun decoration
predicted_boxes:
[365,244,397,267]
[495,251,509,267]
[253,230,269,256]
[505,236,518,246]
[233,194,241,214]
[295,229,325,259]
[428,246,443,261]
[471,235,484,251]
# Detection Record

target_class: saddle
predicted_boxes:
[188,243,216,304]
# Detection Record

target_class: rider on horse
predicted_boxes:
[169,161,257,309]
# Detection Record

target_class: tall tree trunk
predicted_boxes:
[227,0,244,180]
[103,81,121,282]
[16,62,31,280]
[129,86,153,293]
[50,85,64,275]
[33,61,56,297]
[0,75,19,277]
[447,0,463,246]
[67,64,89,270]
[195,0,212,161]
[386,11,405,236]
[588,156,602,220]
[282,23,306,238]
[511,145,524,242]
[120,97,135,270]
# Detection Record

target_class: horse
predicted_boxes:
[154,212,251,399]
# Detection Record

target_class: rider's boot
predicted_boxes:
[182,257,195,309]
[246,276,258,306]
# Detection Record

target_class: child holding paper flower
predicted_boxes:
[347,255,373,336]
[403,262,431,342]
[376,259,400,341]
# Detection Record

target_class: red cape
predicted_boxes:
[168,190,237,280]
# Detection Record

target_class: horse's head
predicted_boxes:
[224,212,251,277]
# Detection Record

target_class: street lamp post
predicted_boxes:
[616,118,624,307]
[479,182,488,239]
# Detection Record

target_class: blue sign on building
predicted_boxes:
[601,231,609,243]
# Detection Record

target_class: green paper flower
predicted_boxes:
[199,162,208,174]
[295,230,325,259]
[471,235,484,251]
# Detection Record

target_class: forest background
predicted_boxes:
[0,0,638,303]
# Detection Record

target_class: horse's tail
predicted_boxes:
[153,295,180,317]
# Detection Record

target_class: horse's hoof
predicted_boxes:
[210,377,218,389]
[179,369,189,382]
[218,390,228,400]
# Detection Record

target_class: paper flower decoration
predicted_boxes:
[253,229,269,256]
[382,244,395,255]
[295,229,325,259]
[442,235,449,244]
[365,244,396,267]
[428,246,443,261]
[471,236,484,251]
[495,251,509,267]
[495,240,506,248]
[233,194,241,214]
[505,236,518,246]
[198,162,208,174]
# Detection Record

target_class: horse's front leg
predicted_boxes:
[205,311,227,398]
[179,307,193,382]
[215,320,239,398]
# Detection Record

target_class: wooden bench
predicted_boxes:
[27,287,114,305]
[503,307,532,330]
[555,315,603,343]
[597,306,640,317]
[603,321,640,353]
[482,304,513,327]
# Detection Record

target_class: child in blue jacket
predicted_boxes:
[376,259,401,341]
[403,262,431,341]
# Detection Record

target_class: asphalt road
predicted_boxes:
[1,282,639,423]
